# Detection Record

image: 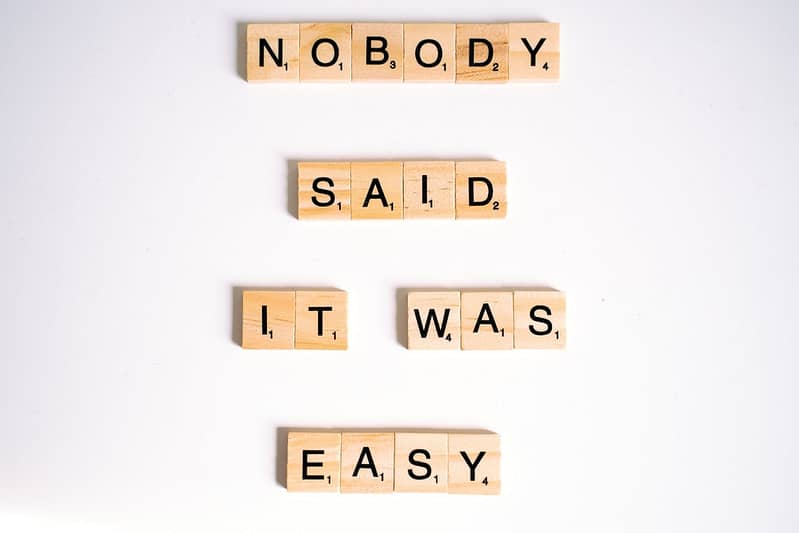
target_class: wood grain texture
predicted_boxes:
[352,23,403,82]
[298,161,351,220]
[513,290,566,349]
[455,24,508,83]
[394,433,448,492]
[241,290,295,349]
[295,290,347,350]
[407,291,460,349]
[455,161,507,219]
[299,23,351,82]
[403,24,456,82]
[460,291,514,350]
[286,432,341,492]
[509,22,560,81]
[246,24,299,82]
[340,432,395,493]
[403,160,455,219]
[448,433,501,495]
[351,161,403,219]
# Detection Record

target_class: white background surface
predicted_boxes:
[1,1,797,531]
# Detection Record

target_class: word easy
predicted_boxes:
[246,22,559,83]
[298,160,506,220]
[287,431,500,494]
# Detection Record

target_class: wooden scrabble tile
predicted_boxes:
[403,161,455,219]
[246,23,300,82]
[394,433,448,493]
[295,290,347,350]
[241,290,295,349]
[455,161,507,219]
[455,24,508,83]
[448,433,501,495]
[513,290,566,349]
[509,23,560,81]
[298,162,351,220]
[340,432,394,493]
[403,24,456,82]
[407,291,460,349]
[352,23,403,82]
[299,23,351,82]
[351,161,403,220]
[460,292,513,350]
[287,432,341,492]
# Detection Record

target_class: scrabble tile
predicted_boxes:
[455,24,508,83]
[246,23,300,82]
[394,433,448,493]
[455,161,507,219]
[295,290,347,350]
[352,23,403,82]
[287,432,341,492]
[403,24,456,82]
[509,23,560,81]
[340,432,394,493]
[448,433,501,495]
[298,162,351,220]
[241,290,295,349]
[407,291,460,349]
[351,161,403,220]
[299,23,351,82]
[460,292,513,350]
[513,290,566,349]
[403,161,455,219]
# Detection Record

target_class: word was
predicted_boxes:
[241,290,347,350]
[287,431,500,494]
[246,22,559,83]
[298,160,506,220]
[408,290,566,350]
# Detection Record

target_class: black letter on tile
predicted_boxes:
[259,38,283,67]
[312,38,339,67]
[302,450,324,480]
[308,306,333,335]
[468,38,493,67]
[468,177,493,206]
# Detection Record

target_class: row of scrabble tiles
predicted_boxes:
[241,289,564,350]
[242,290,347,350]
[287,431,500,494]
[298,160,506,220]
[409,290,566,350]
[247,23,559,83]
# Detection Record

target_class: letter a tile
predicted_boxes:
[461,291,513,350]
[351,161,403,219]
[340,432,394,493]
